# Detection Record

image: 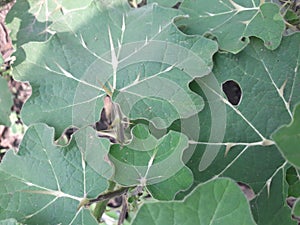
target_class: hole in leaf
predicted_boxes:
[237,181,255,201]
[240,37,246,42]
[222,80,242,105]
[55,127,78,146]
[172,2,182,9]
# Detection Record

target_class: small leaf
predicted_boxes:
[0,76,13,126]
[272,104,300,168]
[131,178,256,225]
[0,124,111,224]
[108,124,192,199]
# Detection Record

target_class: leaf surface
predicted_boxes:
[0,124,112,224]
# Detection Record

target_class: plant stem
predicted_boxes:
[88,181,131,222]
[92,181,118,221]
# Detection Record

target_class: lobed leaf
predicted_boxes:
[0,124,112,224]
[10,1,217,138]
[131,178,256,225]
[176,0,285,53]
[109,124,193,200]
[180,33,300,224]
[5,0,94,47]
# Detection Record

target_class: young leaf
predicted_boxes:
[176,0,285,53]
[0,124,112,224]
[108,124,193,199]
[11,2,217,138]
[131,178,256,225]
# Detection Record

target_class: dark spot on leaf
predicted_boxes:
[222,80,242,105]
[265,41,272,46]
[176,24,187,33]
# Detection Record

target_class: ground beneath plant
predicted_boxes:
[0,1,31,160]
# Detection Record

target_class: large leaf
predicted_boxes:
[131,178,256,225]
[11,2,217,138]
[272,104,300,168]
[0,124,112,224]
[179,33,300,224]
[176,0,285,53]
[0,76,13,126]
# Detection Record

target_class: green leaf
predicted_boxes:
[176,0,285,53]
[0,124,112,224]
[0,76,13,126]
[131,178,256,225]
[272,104,300,168]
[109,124,192,199]
[12,2,217,138]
